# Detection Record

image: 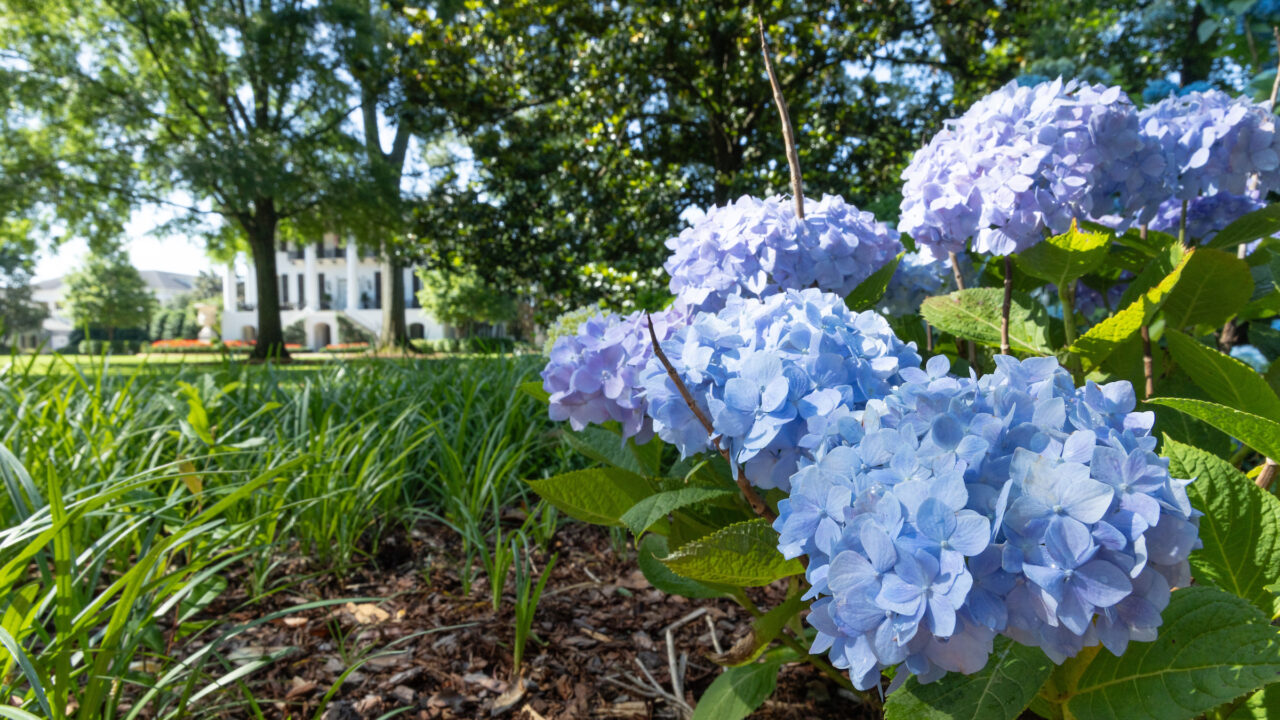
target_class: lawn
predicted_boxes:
[0,355,846,719]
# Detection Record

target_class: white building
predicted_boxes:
[220,234,444,349]
[28,270,196,351]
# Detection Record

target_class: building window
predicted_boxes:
[298,274,305,308]
[410,272,421,309]
[281,274,289,305]
[318,272,328,309]
[374,271,382,309]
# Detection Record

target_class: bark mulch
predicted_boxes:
[185,520,881,719]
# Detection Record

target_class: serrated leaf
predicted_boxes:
[1165,330,1280,420]
[920,288,1060,355]
[560,426,649,477]
[517,380,550,403]
[690,660,781,720]
[1227,683,1280,718]
[1204,203,1280,251]
[1161,248,1255,329]
[636,534,732,599]
[847,252,903,311]
[621,486,736,535]
[1016,221,1111,286]
[1118,241,1184,310]
[526,468,652,527]
[1071,248,1193,368]
[1146,397,1280,461]
[1057,586,1280,720]
[1164,437,1280,619]
[884,637,1053,720]
[1082,220,1177,260]
[662,519,802,587]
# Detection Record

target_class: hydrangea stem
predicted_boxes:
[1178,199,1188,247]
[758,17,804,219]
[1059,282,1080,374]
[645,314,775,521]
[1001,256,1013,356]
[1257,458,1278,490]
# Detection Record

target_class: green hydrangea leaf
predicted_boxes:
[526,468,653,527]
[1016,221,1111,286]
[1161,248,1255,329]
[846,252,903,312]
[662,518,802,587]
[621,485,736,535]
[1146,397,1280,461]
[1164,329,1280,420]
[884,637,1053,720]
[690,660,782,720]
[1204,203,1280,251]
[920,288,1060,355]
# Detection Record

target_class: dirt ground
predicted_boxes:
[183,521,881,719]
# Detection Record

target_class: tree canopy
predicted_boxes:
[65,252,157,340]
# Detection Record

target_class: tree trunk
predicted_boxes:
[247,203,288,361]
[378,250,409,350]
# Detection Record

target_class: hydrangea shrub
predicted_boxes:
[528,77,1280,720]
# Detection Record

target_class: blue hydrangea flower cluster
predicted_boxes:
[541,302,690,442]
[1230,344,1271,374]
[1138,90,1280,204]
[899,78,1162,257]
[1148,192,1267,249]
[775,355,1199,689]
[640,288,921,491]
[879,251,975,317]
[663,195,902,313]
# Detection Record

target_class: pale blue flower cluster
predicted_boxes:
[775,356,1198,689]
[879,251,974,317]
[664,195,902,313]
[541,302,690,442]
[1230,344,1271,374]
[900,78,1161,256]
[1138,90,1280,204]
[640,289,921,491]
[1148,192,1267,249]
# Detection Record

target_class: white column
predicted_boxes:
[222,263,236,312]
[346,239,360,311]
[303,242,318,311]
[243,253,258,309]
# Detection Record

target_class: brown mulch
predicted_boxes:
[165,521,879,719]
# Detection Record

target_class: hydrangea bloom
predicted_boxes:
[1138,90,1280,205]
[775,355,1199,689]
[900,78,1164,256]
[542,303,606,356]
[664,195,902,313]
[1148,192,1267,250]
[1230,344,1271,374]
[879,250,975,316]
[542,302,690,442]
[640,288,921,490]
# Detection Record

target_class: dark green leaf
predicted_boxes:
[635,534,732,600]
[1227,683,1280,719]
[884,637,1053,720]
[1057,587,1280,720]
[690,660,781,720]
[1164,330,1280,420]
[1161,249,1254,329]
[662,519,802,587]
[846,252,903,311]
[526,468,652,527]
[517,380,550,404]
[1146,397,1280,461]
[1204,203,1280,251]
[561,426,650,477]
[620,486,736,535]
[1164,437,1280,619]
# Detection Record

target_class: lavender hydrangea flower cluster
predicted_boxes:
[541,302,690,442]
[1138,90,1280,204]
[664,195,902,314]
[775,356,1198,689]
[900,78,1163,256]
[1148,192,1267,248]
[640,288,921,491]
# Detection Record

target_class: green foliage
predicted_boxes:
[0,245,46,345]
[920,288,1061,355]
[1071,245,1192,368]
[282,319,306,346]
[64,252,156,339]
[415,267,516,338]
[1016,222,1111,287]
[1040,587,1280,720]
[884,637,1054,720]
[636,534,733,600]
[621,486,736,536]
[1161,249,1254,330]
[661,519,804,587]
[846,253,903,311]
[525,468,654,527]
[1164,330,1280,419]
[1164,438,1280,619]
[690,659,782,720]
[1146,397,1280,462]
[336,313,375,345]
[1205,204,1280,251]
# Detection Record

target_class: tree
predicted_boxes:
[415,265,516,338]
[65,252,157,341]
[1,0,358,360]
[0,241,48,347]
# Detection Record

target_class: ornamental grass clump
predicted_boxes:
[775,355,1199,689]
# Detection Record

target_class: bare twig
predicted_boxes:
[645,315,775,521]
[1140,325,1156,400]
[1258,458,1278,490]
[704,615,723,655]
[664,608,709,704]
[758,17,804,218]
[1270,26,1280,106]
[1001,256,1013,356]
